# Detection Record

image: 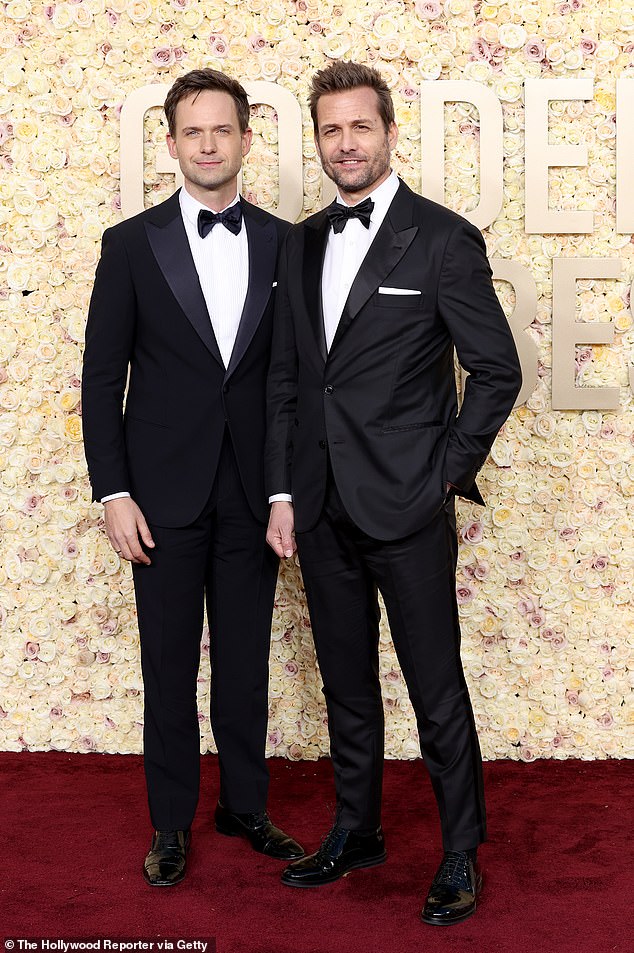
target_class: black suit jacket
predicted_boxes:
[82,191,290,528]
[266,179,522,541]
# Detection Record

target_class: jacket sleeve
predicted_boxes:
[265,232,298,499]
[438,220,522,500]
[81,226,136,502]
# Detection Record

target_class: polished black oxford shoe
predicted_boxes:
[421,850,482,925]
[214,802,304,860]
[143,829,190,887]
[281,824,386,887]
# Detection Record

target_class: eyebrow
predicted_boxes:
[181,123,235,133]
[320,117,374,132]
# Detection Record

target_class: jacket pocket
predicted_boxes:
[381,420,443,434]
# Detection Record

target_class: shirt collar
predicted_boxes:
[179,185,241,228]
[335,169,399,220]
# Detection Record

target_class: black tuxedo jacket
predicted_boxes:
[266,179,522,541]
[82,191,290,528]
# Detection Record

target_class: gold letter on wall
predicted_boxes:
[420,80,504,230]
[119,82,302,221]
[491,259,538,407]
[552,258,621,410]
[616,79,634,234]
[525,78,594,234]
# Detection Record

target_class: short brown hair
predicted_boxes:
[308,61,395,133]
[164,69,250,136]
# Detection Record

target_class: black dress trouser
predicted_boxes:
[296,473,486,852]
[132,435,279,831]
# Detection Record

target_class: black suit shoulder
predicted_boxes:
[101,192,292,246]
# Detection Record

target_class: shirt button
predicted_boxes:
[319,440,326,450]
[324,385,334,395]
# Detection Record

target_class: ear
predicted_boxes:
[166,133,178,160]
[314,130,322,162]
[388,121,398,151]
[241,127,253,158]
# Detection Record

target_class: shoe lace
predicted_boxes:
[315,825,346,859]
[434,851,470,889]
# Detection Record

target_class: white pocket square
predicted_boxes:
[378,286,421,295]
[272,281,278,288]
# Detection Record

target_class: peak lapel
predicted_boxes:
[329,182,418,353]
[303,212,330,364]
[225,200,276,380]
[144,192,224,368]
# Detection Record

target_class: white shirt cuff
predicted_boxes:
[269,494,293,504]
[101,492,131,503]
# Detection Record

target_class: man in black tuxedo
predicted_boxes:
[266,61,521,924]
[82,69,303,886]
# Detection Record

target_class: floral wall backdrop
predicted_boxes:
[0,0,632,761]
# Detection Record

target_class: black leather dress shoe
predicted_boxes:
[143,829,190,887]
[421,850,482,925]
[214,802,304,860]
[281,824,386,887]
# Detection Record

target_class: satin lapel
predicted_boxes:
[329,184,418,353]
[144,202,224,368]
[225,201,276,380]
[304,213,329,364]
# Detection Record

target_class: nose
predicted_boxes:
[338,128,358,153]
[199,132,217,153]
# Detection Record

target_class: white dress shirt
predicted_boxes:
[101,185,249,503]
[179,185,249,368]
[322,170,399,351]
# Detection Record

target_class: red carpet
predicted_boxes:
[2,753,632,953]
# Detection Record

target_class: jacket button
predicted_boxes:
[319,440,326,450]
[223,384,229,393]
[324,385,333,395]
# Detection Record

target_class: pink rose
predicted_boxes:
[596,712,614,729]
[209,35,229,57]
[460,520,484,544]
[284,660,299,677]
[25,641,40,659]
[470,38,491,62]
[524,38,546,61]
[517,597,535,615]
[151,47,176,67]
[249,33,267,52]
[474,561,489,581]
[268,728,282,747]
[415,0,442,19]
[456,585,475,605]
[580,36,597,56]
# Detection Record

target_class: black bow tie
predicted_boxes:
[197,203,243,238]
[326,197,374,234]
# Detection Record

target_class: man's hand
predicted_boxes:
[103,497,155,565]
[266,501,296,559]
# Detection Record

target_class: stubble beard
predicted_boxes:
[323,140,391,198]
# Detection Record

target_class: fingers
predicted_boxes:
[136,512,156,550]
[266,502,297,559]
[104,498,153,565]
